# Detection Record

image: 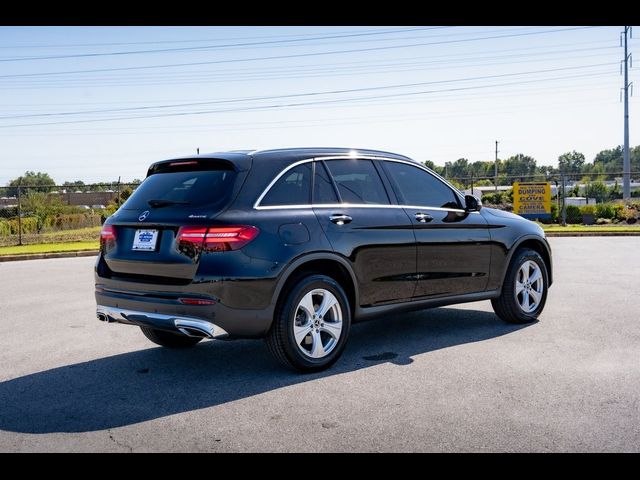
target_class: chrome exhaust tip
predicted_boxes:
[174,319,215,338]
[97,311,109,322]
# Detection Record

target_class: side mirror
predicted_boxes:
[464,194,482,212]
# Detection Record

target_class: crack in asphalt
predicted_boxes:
[108,429,133,453]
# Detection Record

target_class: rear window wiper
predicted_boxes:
[147,199,190,208]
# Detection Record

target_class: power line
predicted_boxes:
[0,62,616,121]
[2,77,617,133]
[0,46,618,88]
[0,26,451,49]
[0,26,602,79]
[0,27,448,62]
[0,68,615,128]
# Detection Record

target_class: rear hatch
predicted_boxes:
[101,158,245,282]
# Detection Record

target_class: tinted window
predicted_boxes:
[261,163,312,206]
[313,161,339,203]
[325,159,390,205]
[384,161,460,209]
[122,169,237,209]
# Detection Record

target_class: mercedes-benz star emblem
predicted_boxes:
[138,210,150,221]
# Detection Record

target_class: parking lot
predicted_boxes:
[0,237,638,452]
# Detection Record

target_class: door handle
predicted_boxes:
[330,214,352,225]
[414,212,433,223]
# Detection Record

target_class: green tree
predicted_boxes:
[593,146,623,173]
[558,151,585,176]
[503,154,538,182]
[422,160,445,176]
[62,180,88,192]
[445,158,470,181]
[584,180,609,203]
[6,171,55,196]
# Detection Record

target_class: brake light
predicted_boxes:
[100,225,116,248]
[176,226,207,244]
[169,160,198,167]
[205,226,260,251]
[178,297,216,305]
[177,225,259,252]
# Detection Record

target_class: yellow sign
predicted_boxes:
[513,182,551,218]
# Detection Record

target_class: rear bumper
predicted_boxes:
[96,305,229,339]
[95,285,274,338]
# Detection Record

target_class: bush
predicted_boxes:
[0,220,11,236]
[538,202,558,224]
[481,191,504,205]
[5,216,38,234]
[50,213,102,231]
[100,204,118,223]
[596,217,612,225]
[580,205,596,216]
[584,181,608,202]
[612,203,625,221]
[621,207,638,223]
[595,203,615,219]
[565,205,582,224]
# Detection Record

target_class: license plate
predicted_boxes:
[132,229,159,251]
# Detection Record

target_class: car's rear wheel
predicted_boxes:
[266,274,351,372]
[492,248,548,324]
[140,326,203,348]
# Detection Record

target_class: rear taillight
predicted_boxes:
[177,225,259,252]
[100,225,116,248]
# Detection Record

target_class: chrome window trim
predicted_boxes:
[253,158,315,208]
[255,203,474,213]
[253,155,467,211]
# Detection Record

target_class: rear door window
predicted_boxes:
[313,161,339,204]
[325,159,390,205]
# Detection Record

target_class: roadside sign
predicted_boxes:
[513,182,551,219]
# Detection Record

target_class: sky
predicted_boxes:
[0,25,637,185]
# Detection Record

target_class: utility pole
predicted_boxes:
[494,140,499,192]
[17,179,22,246]
[621,26,633,201]
[561,171,567,227]
[116,176,121,208]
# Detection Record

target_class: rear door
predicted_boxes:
[312,159,417,307]
[102,160,243,280]
[380,160,491,298]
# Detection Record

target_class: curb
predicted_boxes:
[0,232,638,261]
[544,232,640,237]
[0,250,98,262]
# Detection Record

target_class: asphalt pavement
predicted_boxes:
[0,237,638,452]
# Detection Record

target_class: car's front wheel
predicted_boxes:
[492,248,549,324]
[266,274,351,372]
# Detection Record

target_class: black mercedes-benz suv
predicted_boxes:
[96,148,552,372]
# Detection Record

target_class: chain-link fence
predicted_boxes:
[442,171,640,226]
[1,172,639,248]
[0,182,139,247]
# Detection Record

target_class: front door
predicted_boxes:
[380,160,491,298]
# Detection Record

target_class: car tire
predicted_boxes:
[492,248,549,324]
[140,326,203,348]
[266,274,351,373]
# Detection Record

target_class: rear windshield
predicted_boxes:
[122,169,238,210]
